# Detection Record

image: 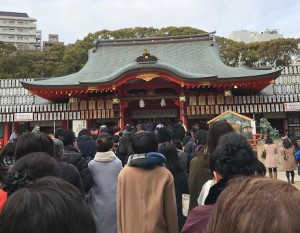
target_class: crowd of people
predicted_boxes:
[0,120,300,233]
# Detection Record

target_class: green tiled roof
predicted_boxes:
[23,34,279,88]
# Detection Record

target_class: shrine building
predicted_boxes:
[2,33,300,146]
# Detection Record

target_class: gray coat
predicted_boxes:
[88,152,122,233]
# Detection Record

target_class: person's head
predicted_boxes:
[132,131,158,154]
[210,132,259,181]
[182,135,192,147]
[290,136,300,151]
[78,129,91,138]
[194,129,207,145]
[53,138,64,158]
[191,125,199,137]
[54,128,66,141]
[282,138,293,149]
[205,176,300,233]
[206,121,234,156]
[158,142,183,173]
[3,152,59,196]
[0,176,96,233]
[157,127,173,143]
[62,130,76,147]
[96,133,113,152]
[265,137,273,145]
[14,132,54,161]
[0,140,16,159]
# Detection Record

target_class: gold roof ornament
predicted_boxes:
[136,73,158,82]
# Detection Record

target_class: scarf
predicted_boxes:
[127,152,166,169]
[94,151,116,162]
[204,178,228,205]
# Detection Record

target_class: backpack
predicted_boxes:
[295,150,300,162]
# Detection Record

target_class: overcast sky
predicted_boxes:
[2,0,300,44]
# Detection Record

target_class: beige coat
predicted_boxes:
[264,144,278,168]
[117,166,179,233]
[281,146,297,171]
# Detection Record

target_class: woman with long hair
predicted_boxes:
[281,138,297,183]
[188,121,234,212]
[158,142,189,231]
[264,137,278,179]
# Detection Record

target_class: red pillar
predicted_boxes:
[174,100,188,128]
[13,122,19,134]
[119,101,128,130]
[4,122,10,145]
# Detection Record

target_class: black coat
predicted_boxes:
[56,158,85,194]
[173,170,189,231]
[62,145,94,193]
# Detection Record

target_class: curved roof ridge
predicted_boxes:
[95,32,216,47]
[80,61,215,84]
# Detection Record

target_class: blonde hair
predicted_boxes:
[205,176,300,233]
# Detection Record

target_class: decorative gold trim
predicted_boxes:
[88,86,99,91]
[136,73,158,82]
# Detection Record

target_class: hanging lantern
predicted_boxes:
[179,94,186,102]
[112,97,120,104]
[139,98,145,108]
[69,97,78,104]
[160,98,166,107]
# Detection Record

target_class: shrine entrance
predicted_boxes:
[123,98,179,128]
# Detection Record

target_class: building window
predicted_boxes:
[17,37,24,40]
[8,20,15,24]
[8,36,14,40]
[18,21,24,25]
[2,28,7,32]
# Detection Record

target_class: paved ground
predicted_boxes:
[277,171,300,189]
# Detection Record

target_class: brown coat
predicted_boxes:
[117,166,179,233]
[281,146,297,171]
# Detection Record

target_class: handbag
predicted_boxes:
[182,194,190,217]
[261,150,266,159]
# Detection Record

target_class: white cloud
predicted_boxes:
[1,0,299,44]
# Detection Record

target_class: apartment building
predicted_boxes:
[0,11,41,51]
[43,34,64,51]
[228,29,283,43]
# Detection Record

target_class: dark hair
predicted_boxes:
[173,140,183,150]
[53,138,64,158]
[3,152,59,195]
[157,127,173,143]
[54,128,66,141]
[265,137,273,145]
[96,133,113,152]
[78,129,91,138]
[194,129,207,145]
[182,135,192,146]
[14,132,54,161]
[282,138,293,149]
[132,131,158,154]
[204,121,234,158]
[291,138,300,151]
[0,140,16,158]
[210,132,258,180]
[254,160,267,176]
[62,130,76,146]
[158,142,183,173]
[0,177,96,233]
[191,125,199,135]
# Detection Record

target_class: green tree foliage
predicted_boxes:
[0,27,299,79]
